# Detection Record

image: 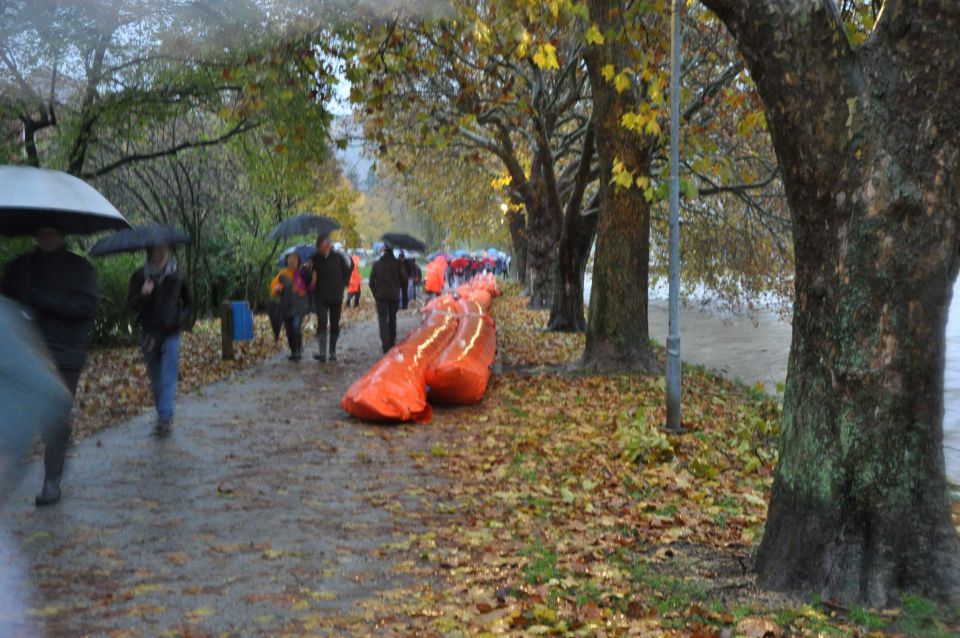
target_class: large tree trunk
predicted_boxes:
[526,228,558,309]
[524,169,562,309]
[549,126,598,332]
[581,0,658,371]
[548,207,597,331]
[705,0,960,605]
[506,208,529,284]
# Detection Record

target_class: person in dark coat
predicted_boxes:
[1,227,99,506]
[307,235,353,362]
[398,250,410,310]
[369,247,404,353]
[405,256,421,306]
[127,244,193,438]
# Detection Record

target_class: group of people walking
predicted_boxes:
[2,223,501,507]
[271,241,425,359]
[2,227,192,505]
[270,233,355,362]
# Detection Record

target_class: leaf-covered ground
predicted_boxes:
[355,286,960,638]
[10,286,959,637]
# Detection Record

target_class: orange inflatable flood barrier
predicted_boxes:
[427,297,497,405]
[341,297,460,423]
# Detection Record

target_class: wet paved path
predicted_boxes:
[1,313,440,637]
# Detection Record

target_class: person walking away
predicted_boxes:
[345,253,361,308]
[405,255,421,305]
[397,250,410,310]
[271,252,310,361]
[1,227,99,506]
[127,244,193,438]
[424,257,445,299]
[369,246,403,352]
[308,234,352,362]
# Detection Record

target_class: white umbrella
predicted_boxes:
[0,165,130,236]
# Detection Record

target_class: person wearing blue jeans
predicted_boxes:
[142,333,180,424]
[128,244,193,437]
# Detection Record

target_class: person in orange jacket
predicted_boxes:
[270,252,311,361]
[424,257,446,298]
[346,253,361,308]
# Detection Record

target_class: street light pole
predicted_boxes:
[665,0,683,432]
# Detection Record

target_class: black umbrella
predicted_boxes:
[0,165,130,236]
[88,224,190,257]
[382,232,427,254]
[268,214,340,241]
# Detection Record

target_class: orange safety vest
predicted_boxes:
[348,255,361,293]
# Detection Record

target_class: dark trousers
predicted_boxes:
[45,368,81,480]
[316,300,342,356]
[376,300,399,353]
[400,281,409,310]
[346,290,360,308]
[283,314,303,355]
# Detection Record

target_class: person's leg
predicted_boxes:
[283,316,297,358]
[36,367,81,506]
[328,301,342,360]
[315,300,329,361]
[388,300,399,349]
[142,336,163,413]
[400,282,409,310]
[354,290,361,307]
[150,335,179,436]
[376,300,390,353]
[292,313,303,359]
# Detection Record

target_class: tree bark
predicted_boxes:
[581,0,658,371]
[524,160,562,309]
[506,208,529,284]
[703,0,960,605]
[549,125,598,332]
[548,206,597,331]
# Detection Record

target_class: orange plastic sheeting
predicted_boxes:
[341,297,460,423]
[466,289,493,311]
[427,297,497,405]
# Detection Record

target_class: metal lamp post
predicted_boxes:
[665,0,683,432]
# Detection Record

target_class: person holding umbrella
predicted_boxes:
[369,244,404,353]
[0,165,130,505]
[398,250,410,310]
[89,225,193,437]
[1,227,99,505]
[271,251,312,361]
[126,243,193,437]
[307,233,352,362]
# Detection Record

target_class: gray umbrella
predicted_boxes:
[267,214,340,241]
[0,297,72,487]
[0,165,130,236]
[89,224,190,257]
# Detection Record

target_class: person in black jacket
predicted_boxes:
[307,234,353,362]
[1,227,99,506]
[127,244,193,438]
[405,256,421,307]
[398,250,410,310]
[369,247,405,353]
